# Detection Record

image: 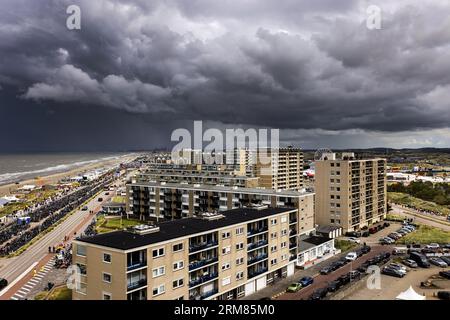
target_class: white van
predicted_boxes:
[392,247,408,255]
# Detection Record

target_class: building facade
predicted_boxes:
[126,182,314,232]
[314,153,387,232]
[72,207,301,300]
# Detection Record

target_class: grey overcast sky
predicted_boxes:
[1,0,450,151]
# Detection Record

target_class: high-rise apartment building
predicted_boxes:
[314,153,387,232]
[72,207,301,300]
[254,146,304,191]
[126,182,314,232]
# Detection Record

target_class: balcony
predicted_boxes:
[247,226,268,236]
[127,278,147,291]
[248,267,268,279]
[189,257,218,271]
[289,242,297,249]
[189,241,219,253]
[127,261,147,272]
[189,273,219,288]
[190,288,219,300]
[247,240,268,251]
[247,253,268,265]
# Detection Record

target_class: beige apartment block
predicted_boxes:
[254,146,304,191]
[72,207,300,300]
[314,153,387,232]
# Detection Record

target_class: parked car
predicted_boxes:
[426,243,440,249]
[387,233,401,240]
[345,252,358,261]
[410,252,430,268]
[348,270,361,281]
[402,259,418,268]
[81,206,88,211]
[361,245,371,254]
[337,274,351,286]
[383,222,390,228]
[286,283,302,293]
[0,278,7,290]
[98,197,103,202]
[320,265,334,275]
[357,262,370,273]
[347,237,361,244]
[298,276,314,287]
[437,291,450,300]
[439,256,450,265]
[382,266,405,278]
[362,231,370,237]
[387,263,407,275]
[429,257,448,267]
[345,231,362,238]
[327,280,342,292]
[308,288,328,300]
[439,270,450,279]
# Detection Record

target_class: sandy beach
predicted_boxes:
[0,154,137,197]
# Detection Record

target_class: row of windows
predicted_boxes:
[152,242,184,258]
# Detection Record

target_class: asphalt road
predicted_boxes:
[391,204,450,231]
[276,245,390,300]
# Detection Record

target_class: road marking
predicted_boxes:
[14,293,24,298]
[0,261,39,297]
[10,296,18,300]
[23,284,34,290]
[29,279,39,285]
[18,289,28,295]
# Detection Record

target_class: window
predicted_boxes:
[236,257,244,265]
[271,259,277,265]
[281,241,287,249]
[76,245,86,257]
[271,218,277,225]
[222,246,231,255]
[281,229,288,236]
[281,216,287,223]
[270,245,277,253]
[236,272,244,281]
[172,278,184,289]
[271,232,277,239]
[152,266,165,278]
[152,284,165,296]
[152,248,165,258]
[222,262,231,271]
[222,231,231,239]
[103,253,111,263]
[77,263,86,275]
[173,260,184,271]
[222,276,231,286]
[102,273,112,283]
[281,254,288,261]
[236,227,244,235]
[172,243,183,252]
[236,242,244,251]
[103,292,112,300]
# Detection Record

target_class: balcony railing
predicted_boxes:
[127,261,147,271]
[247,253,268,265]
[189,272,218,288]
[247,226,268,236]
[189,288,219,300]
[127,278,147,291]
[247,240,268,251]
[189,257,218,271]
[289,242,297,249]
[189,241,219,253]
[248,267,268,279]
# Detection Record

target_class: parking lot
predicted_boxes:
[343,265,450,300]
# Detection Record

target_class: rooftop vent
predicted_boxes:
[245,203,269,210]
[130,224,160,235]
[199,212,225,221]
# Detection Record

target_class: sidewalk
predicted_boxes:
[245,248,354,300]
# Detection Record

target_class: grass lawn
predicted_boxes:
[388,192,450,216]
[385,213,406,222]
[0,189,59,218]
[111,196,126,203]
[95,215,141,234]
[48,287,72,300]
[335,240,358,253]
[397,225,450,245]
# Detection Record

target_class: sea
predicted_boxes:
[0,152,132,186]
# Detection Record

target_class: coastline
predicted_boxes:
[0,154,136,197]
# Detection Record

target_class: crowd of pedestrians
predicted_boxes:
[0,173,115,256]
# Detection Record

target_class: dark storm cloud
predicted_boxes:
[1,0,450,150]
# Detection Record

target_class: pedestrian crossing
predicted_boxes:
[10,259,54,300]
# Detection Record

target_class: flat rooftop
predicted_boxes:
[77,207,296,250]
[298,235,332,251]
[128,181,313,197]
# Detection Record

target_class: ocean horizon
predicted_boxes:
[0,152,134,186]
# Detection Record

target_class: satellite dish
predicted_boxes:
[314,148,332,161]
